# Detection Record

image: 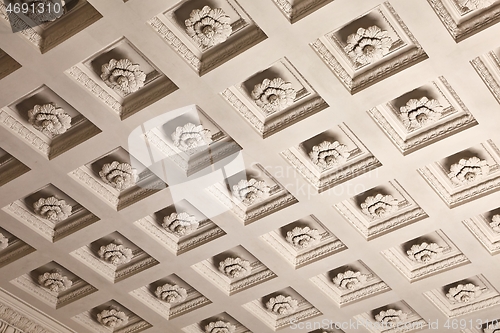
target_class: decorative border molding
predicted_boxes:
[182,313,251,333]
[0,237,35,269]
[0,153,29,187]
[463,216,500,255]
[471,52,500,105]
[272,0,334,23]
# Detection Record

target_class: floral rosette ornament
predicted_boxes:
[33,196,72,222]
[218,257,251,279]
[171,123,212,153]
[0,233,8,251]
[399,97,443,130]
[185,6,232,48]
[285,226,321,249]
[97,240,133,266]
[360,194,398,219]
[162,212,199,236]
[446,283,482,303]
[205,321,236,333]
[458,0,495,10]
[100,59,146,94]
[99,161,138,191]
[266,295,299,315]
[27,103,71,136]
[38,270,72,293]
[251,78,296,114]
[332,270,369,290]
[97,306,128,329]
[154,283,187,304]
[309,141,350,170]
[407,242,444,264]
[344,26,393,66]
[232,178,270,206]
[25,0,66,23]
[490,214,500,233]
[484,322,500,333]
[374,309,407,327]
[448,156,489,185]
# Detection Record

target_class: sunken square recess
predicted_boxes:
[472,45,500,106]
[183,312,251,333]
[272,0,334,23]
[0,227,35,269]
[0,148,29,186]
[207,163,297,224]
[70,231,159,283]
[148,0,267,76]
[310,260,390,307]
[368,76,477,155]
[66,37,177,120]
[221,57,328,138]
[260,215,346,269]
[463,206,500,255]
[191,245,276,295]
[0,48,21,80]
[11,261,96,309]
[131,273,211,320]
[281,123,381,192]
[381,229,469,282]
[427,0,500,42]
[2,184,99,242]
[311,2,427,94]
[424,274,500,318]
[134,199,226,255]
[334,180,428,240]
[0,0,102,53]
[73,300,151,333]
[144,104,241,176]
[418,139,500,208]
[0,85,101,159]
[69,146,167,211]
[243,287,321,331]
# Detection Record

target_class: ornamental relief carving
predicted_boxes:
[162,212,199,237]
[231,178,270,206]
[265,295,299,315]
[485,322,500,333]
[99,161,138,191]
[185,6,232,48]
[360,194,398,219]
[218,257,251,279]
[457,0,495,11]
[344,26,393,66]
[309,141,350,170]
[204,320,236,333]
[97,240,133,266]
[285,226,321,249]
[27,103,71,136]
[374,309,408,327]
[96,306,129,329]
[154,283,187,304]
[251,78,296,114]
[171,123,212,153]
[332,270,370,290]
[445,283,483,303]
[399,97,443,130]
[448,157,489,184]
[406,242,444,264]
[490,214,500,232]
[37,269,72,293]
[100,59,146,94]
[0,233,8,250]
[26,0,66,23]
[33,196,72,222]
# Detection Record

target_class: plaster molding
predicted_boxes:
[185,6,232,48]
[0,154,30,187]
[272,0,334,23]
[471,52,500,105]
[463,214,500,255]
[27,103,71,137]
[100,59,146,94]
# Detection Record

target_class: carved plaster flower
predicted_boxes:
[332,270,369,290]
[205,321,236,333]
[285,226,321,249]
[448,157,489,185]
[251,78,296,114]
[171,123,212,153]
[407,242,444,264]
[360,194,398,219]
[458,0,495,10]
[490,215,500,233]
[100,59,146,94]
[185,6,232,48]
[309,141,350,170]
[38,270,72,293]
[97,306,128,329]
[25,0,66,23]
[162,212,199,236]
[33,196,72,222]
[374,309,408,327]
[27,103,71,136]
[218,257,251,279]
[97,240,133,266]
[99,161,138,191]
[345,26,392,66]
[154,283,187,303]
[484,322,500,333]
[0,233,8,250]
[446,283,482,303]
[399,97,443,130]
[266,295,299,315]
[232,178,270,206]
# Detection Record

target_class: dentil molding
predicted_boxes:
[463,207,500,255]
[472,46,500,106]
[182,313,251,333]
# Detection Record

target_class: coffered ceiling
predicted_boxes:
[1,0,500,332]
